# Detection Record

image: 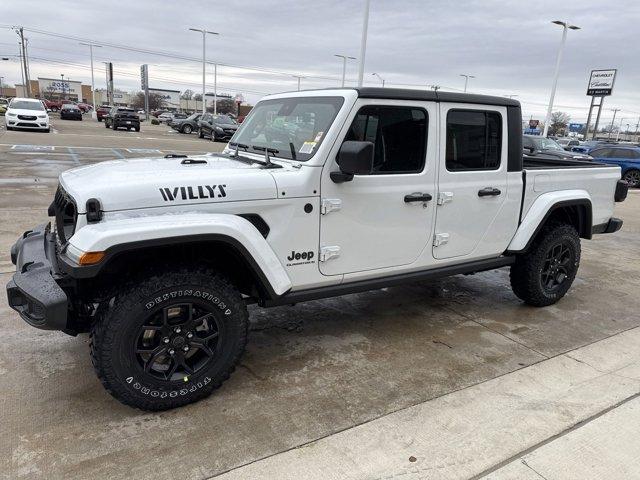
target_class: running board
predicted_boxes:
[262,256,515,307]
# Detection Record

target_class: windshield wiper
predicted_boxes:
[251,146,282,168]
[289,142,297,160]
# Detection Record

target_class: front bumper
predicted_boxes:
[6,224,68,330]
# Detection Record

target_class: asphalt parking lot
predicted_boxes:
[1,116,639,479]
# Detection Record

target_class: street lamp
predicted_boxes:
[80,42,102,119]
[60,73,65,100]
[372,72,385,87]
[334,54,356,87]
[292,75,305,91]
[542,20,580,137]
[189,28,219,114]
[460,74,475,92]
[0,76,4,97]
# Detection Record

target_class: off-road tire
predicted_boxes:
[112,122,118,130]
[90,268,248,410]
[198,129,204,138]
[623,169,640,188]
[510,222,581,307]
[182,124,192,134]
[135,126,140,132]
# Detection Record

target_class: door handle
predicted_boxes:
[478,187,502,197]
[404,192,433,203]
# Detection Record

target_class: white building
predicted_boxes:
[38,77,83,102]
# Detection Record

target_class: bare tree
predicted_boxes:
[130,91,166,111]
[181,89,194,100]
[550,111,571,136]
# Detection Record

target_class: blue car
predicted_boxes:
[589,145,640,187]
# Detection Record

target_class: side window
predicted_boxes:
[344,105,427,174]
[615,149,636,159]
[446,110,502,171]
[592,148,611,158]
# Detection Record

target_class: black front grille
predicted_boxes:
[18,115,37,120]
[52,185,77,244]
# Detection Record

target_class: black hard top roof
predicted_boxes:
[355,87,520,107]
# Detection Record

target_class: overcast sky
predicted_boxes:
[1,0,638,125]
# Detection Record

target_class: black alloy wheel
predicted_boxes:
[540,241,574,293]
[134,302,222,382]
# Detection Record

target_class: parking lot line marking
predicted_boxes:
[8,152,72,156]
[0,144,211,154]
[111,148,126,159]
[125,148,162,154]
[11,145,55,151]
[67,147,81,165]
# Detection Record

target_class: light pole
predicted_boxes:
[0,76,3,97]
[372,72,385,87]
[189,28,219,114]
[292,75,304,91]
[542,20,580,138]
[80,42,102,119]
[60,74,65,100]
[334,54,356,87]
[460,74,475,92]
[357,0,371,87]
[608,108,620,140]
[429,85,441,92]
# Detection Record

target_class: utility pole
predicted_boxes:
[61,74,65,100]
[213,63,217,115]
[0,76,3,97]
[335,54,356,87]
[430,85,441,92]
[292,75,304,91]
[542,20,580,138]
[634,117,640,140]
[16,27,31,97]
[460,74,475,92]
[357,0,371,87]
[189,28,219,114]
[80,43,102,119]
[608,108,620,140]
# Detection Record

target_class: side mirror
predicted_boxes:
[523,146,535,154]
[331,141,374,183]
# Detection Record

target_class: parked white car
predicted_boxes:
[5,97,50,132]
[157,112,174,124]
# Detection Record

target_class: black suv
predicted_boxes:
[105,107,140,132]
[198,114,238,141]
[523,135,592,161]
[171,113,202,134]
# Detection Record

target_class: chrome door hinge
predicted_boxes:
[433,233,450,247]
[437,192,454,205]
[319,246,341,262]
[321,198,342,215]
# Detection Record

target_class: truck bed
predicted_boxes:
[521,156,621,229]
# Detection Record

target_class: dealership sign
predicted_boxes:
[587,69,616,96]
[569,123,584,133]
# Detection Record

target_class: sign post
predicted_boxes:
[106,62,114,105]
[584,69,616,140]
[140,64,149,121]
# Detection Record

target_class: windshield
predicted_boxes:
[10,100,45,111]
[62,104,78,110]
[533,137,564,151]
[214,115,236,125]
[230,96,345,161]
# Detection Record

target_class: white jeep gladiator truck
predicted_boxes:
[7,88,628,410]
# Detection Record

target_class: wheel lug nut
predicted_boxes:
[163,337,170,343]
[175,327,181,333]
[187,333,193,339]
[183,345,189,352]
[168,349,175,355]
